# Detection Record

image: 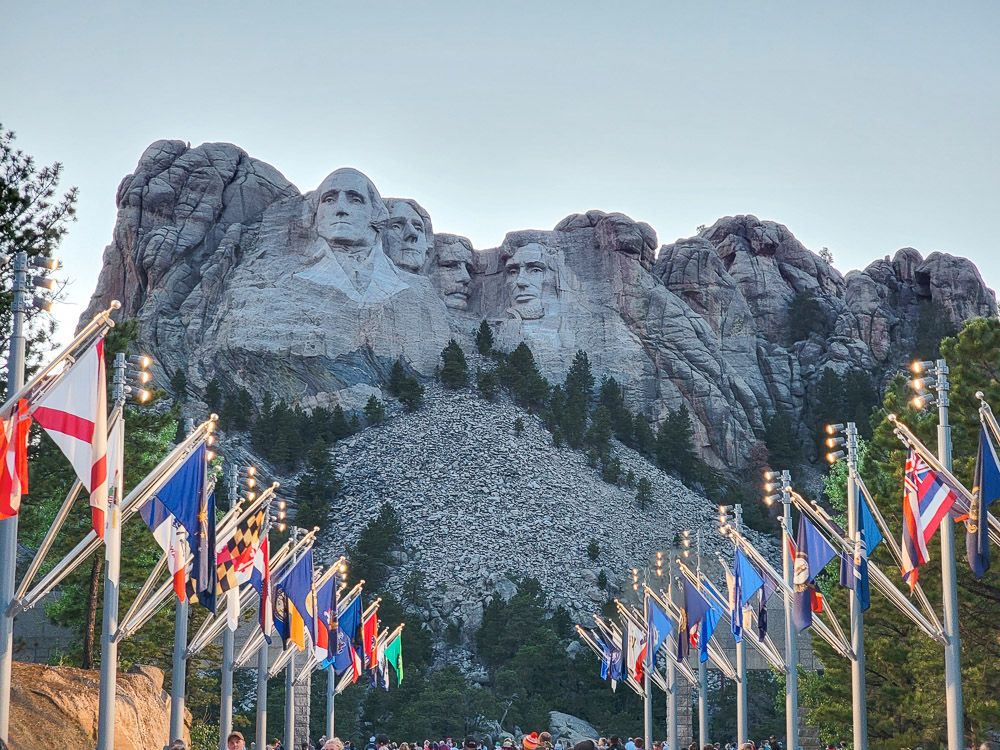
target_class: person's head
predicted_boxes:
[609,738,620,747]
[740,744,754,750]
[313,168,388,251]
[323,740,345,750]
[635,741,644,750]
[502,739,515,749]
[228,732,246,750]
[539,734,553,748]
[430,234,475,309]
[523,733,541,750]
[170,741,188,750]
[464,737,479,750]
[573,742,597,750]
[377,736,390,749]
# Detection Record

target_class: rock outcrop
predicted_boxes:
[85,141,996,468]
[8,662,186,750]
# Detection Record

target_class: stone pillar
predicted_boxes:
[294,667,312,744]
[675,687,694,750]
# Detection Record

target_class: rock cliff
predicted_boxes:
[85,140,996,469]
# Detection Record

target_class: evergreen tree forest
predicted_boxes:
[800,316,1000,748]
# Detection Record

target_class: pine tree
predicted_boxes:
[636,476,653,509]
[204,377,222,412]
[397,377,425,411]
[476,367,499,400]
[633,415,656,457]
[587,405,614,455]
[388,358,407,396]
[440,339,469,389]
[476,320,495,355]
[763,408,799,470]
[169,368,188,402]
[294,439,340,531]
[561,351,594,447]
[513,417,524,435]
[364,395,385,424]
[587,539,600,561]
[501,342,549,411]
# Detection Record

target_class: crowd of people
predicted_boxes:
[161,729,847,750]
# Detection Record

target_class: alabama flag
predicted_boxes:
[31,338,108,537]
[0,399,32,519]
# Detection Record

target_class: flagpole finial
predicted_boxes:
[975,390,985,400]
[887,413,898,423]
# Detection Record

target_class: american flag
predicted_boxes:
[902,449,958,590]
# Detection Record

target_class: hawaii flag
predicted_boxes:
[30,338,108,537]
[902,449,959,589]
[0,399,32,519]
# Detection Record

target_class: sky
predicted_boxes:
[4,1,999,343]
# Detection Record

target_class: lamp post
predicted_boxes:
[0,252,60,742]
[909,359,964,750]
[765,468,797,750]
[825,422,867,750]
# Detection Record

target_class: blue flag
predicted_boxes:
[793,514,837,632]
[151,443,206,540]
[839,551,871,612]
[274,551,314,649]
[647,599,673,668]
[700,603,721,664]
[731,548,765,642]
[334,595,362,675]
[858,484,884,557]
[969,426,1000,579]
[677,577,710,661]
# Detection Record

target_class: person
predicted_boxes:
[598,740,608,750]
[523,733,541,750]
[573,742,597,750]
[635,741,644,750]
[539,733,554,750]
[502,739,515,750]
[740,744,754,750]
[323,740,345,750]
[228,732,246,750]
[169,741,187,750]
[465,737,479,750]
[626,739,637,750]
[608,736,623,750]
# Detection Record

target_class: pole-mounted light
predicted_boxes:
[906,361,939,411]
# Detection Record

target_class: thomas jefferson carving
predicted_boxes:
[431,234,474,310]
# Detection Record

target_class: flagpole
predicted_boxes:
[777,469,799,750]
[841,423,869,750]
[0,251,27,743]
[326,664,336,739]
[734,505,748,748]
[219,469,241,750]
[695,531,708,748]
[96,356,127,750]
[256,642,269,750]
[643,593,653,750]
[932,360,964,750]
[170,588,190,742]
[285,649,296,750]
[665,569,678,750]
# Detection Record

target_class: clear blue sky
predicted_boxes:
[5,1,999,341]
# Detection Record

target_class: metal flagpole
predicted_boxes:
[256,642,269,750]
[285,650,296,750]
[665,570,678,750]
[643,593,653,750]
[695,530,708,748]
[778,469,799,750]
[96,355,127,750]
[734,505,748,747]
[932,360,964,750]
[0,251,27,743]
[219,469,240,750]
[843,423,869,750]
[170,594,190,742]
[326,665,336,739]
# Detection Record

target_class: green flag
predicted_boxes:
[384,632,403,685]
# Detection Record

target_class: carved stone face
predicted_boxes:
[387,201,430,272]
[432,240,474,310]
[504,243,550,320]
[315,169,380,250]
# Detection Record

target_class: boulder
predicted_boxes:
[8,661,187,750]
[549,711,600,745]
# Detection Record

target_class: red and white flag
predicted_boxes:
[31,338,108,537]
[0,399,32,519]
[250,537,272,641]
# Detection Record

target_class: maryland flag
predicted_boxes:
[217,509,265,593]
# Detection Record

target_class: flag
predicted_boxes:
[217,509,265,592]
[677,577,710,661]
[191,490,217,613]
[362,606,379,670]
[757,573,777,641]
[858,484,884,557]
[698,595,723,664]
[138,495,187,600]
[334,594,363,677]
[968,427,1000,578]
[249,536,272,641]
[384,631,403,686]
[31,338,108,537]
[731,547,765,641]
[314,576,337,665]
[274,549,315,651]
[902,449,959,590]
[374,635,390,690]
[225,587,240,631]
[607,630,623,682]
[596,632,613,680]
[793,514,837,631]
[0,400,32,520]
[647,599,672,668]
[838,540,871,613]
[627,619,647,682]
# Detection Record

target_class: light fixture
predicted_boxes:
[31,295,53,312]
[31,256,62,271]
[32,276,56,291]
[824,423,844,436]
